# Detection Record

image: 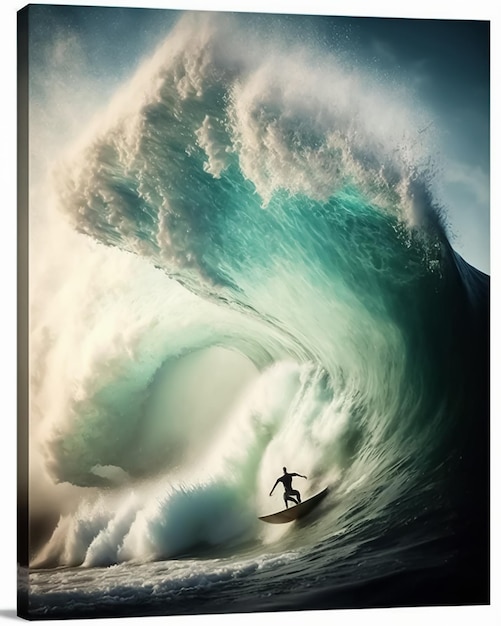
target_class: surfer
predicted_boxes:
[269,467,307,508]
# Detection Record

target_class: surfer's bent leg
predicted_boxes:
[284,492,299,507]
[292,489,301,503]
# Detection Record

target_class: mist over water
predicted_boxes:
[26,10,489,617]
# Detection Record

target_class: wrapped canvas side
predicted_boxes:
[17,4,30,620]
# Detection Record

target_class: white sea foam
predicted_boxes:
[51,11,437,273]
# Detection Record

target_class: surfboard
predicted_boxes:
[258,487,329,524]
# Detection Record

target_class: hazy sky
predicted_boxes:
[325,16,490,272]
[27,5,490,273]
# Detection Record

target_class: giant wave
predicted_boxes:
[27,12,489,617]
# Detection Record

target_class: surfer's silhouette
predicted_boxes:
[269,467,307,508]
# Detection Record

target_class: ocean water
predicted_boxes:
[24,11,489,619]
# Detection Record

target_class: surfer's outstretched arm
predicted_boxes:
[269,480,279,496]
[292,473,307,479]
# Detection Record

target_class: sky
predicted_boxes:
[336,17,490,272]
[1,0,498,624]
[321,16,490,272]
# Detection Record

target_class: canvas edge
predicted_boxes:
[17,3,31,621]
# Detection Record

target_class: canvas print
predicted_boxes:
[17,3,490,620]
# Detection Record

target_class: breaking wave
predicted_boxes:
[29,14,488,607]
